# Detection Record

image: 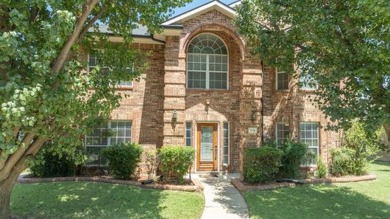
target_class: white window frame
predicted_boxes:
[299,122,320,166]
[223,122,230,165]
[275,122,289,145]
[85,120,132,166]
[186,33,229,90]
[275,68,289,90]
[88,53,133,88]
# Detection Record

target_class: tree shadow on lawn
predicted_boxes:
[11,181,198,219]
[244,184,390,219]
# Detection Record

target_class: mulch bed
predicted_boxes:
[18,175,203,192]
[231,174,377,192]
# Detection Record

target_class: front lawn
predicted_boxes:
[244,162,390,219]
[11,182,204,219]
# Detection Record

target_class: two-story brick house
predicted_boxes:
[85,1,342,174]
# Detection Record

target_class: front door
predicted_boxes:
[197,123,218,171]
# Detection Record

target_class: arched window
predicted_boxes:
[187,34,228,89]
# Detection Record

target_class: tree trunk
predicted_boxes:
[0,162,24,219]
[384,123,390,147]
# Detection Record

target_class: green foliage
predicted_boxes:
[244,146,282,183]
[236,0,390,133]
[331,148,355,176]
[331,122,382,176]
[278,140,307,178]
[0,0,191,217]
[159,146,195,184]
[316,157,328,178]
[28,148,75,177]
[27,141,85,177]
[101,143,143,180]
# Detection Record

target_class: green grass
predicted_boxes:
[11,182,204,219]
[244,162,390,219]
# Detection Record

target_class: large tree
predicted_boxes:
[236,0,389,136]
[0,0,189,217]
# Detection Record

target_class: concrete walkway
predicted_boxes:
[197,174,249,219]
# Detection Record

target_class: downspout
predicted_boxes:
[261,60,265,145]
[151,34,166,44]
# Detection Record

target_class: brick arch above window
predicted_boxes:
[186,33,228,90]
[182,23,245,61]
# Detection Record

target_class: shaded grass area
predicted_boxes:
[244,162,390,219]
[11,182,204,219]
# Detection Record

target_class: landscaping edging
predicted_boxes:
[18,176,203,192]
[231,174,377,192]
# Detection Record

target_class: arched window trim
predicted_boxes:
[186,33,229,90]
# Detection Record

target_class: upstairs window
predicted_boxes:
[187,34,228,90]
[88,53,133,88]
[276,68,289,90]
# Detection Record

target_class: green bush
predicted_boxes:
[316,157,328,178]
[278,140,307,178]
[30,149,77,177]
[244,146,282,183]
[330,147,355,176]
[101,143,143,179]
[331,122,381,176]
[159,146,195,184]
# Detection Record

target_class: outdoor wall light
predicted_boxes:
[172,110,177,123]
[205,99,210,114]
[251,111,257,122]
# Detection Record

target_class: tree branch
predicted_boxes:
[77,3,109,42]
[51,0,99,74]
[0,133,35,180]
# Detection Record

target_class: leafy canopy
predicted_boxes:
[0,0,189,157]
[236,0,390,132]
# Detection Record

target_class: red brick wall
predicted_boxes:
[110,9,341,173]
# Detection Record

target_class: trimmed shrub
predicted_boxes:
[159,146,195,184]
[278,140,307,178]
[331,122,381,176]
[244,146,282,183]
[101,143,143,179]
[330,147,356,176]
[316,157,328,178]
[29,148,77,177]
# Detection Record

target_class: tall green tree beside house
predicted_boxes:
[0,0,190,217]
[236,0,390,137]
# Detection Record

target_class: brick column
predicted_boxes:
[162,36,186,146]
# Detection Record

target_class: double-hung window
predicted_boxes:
[85,120,132,166]
[88,53,133,87]
[300,122,319,166]
[187,34,228,90]
[275,122,289,145]
[276,68,289,90]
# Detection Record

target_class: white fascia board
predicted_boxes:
[108,36,164,45]
[162,1,237,25]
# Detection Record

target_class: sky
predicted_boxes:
[172,0,239,17]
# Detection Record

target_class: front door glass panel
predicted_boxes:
[201,127,213,161]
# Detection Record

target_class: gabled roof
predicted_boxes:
[162,0,237,26]
[229,0,241,8]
